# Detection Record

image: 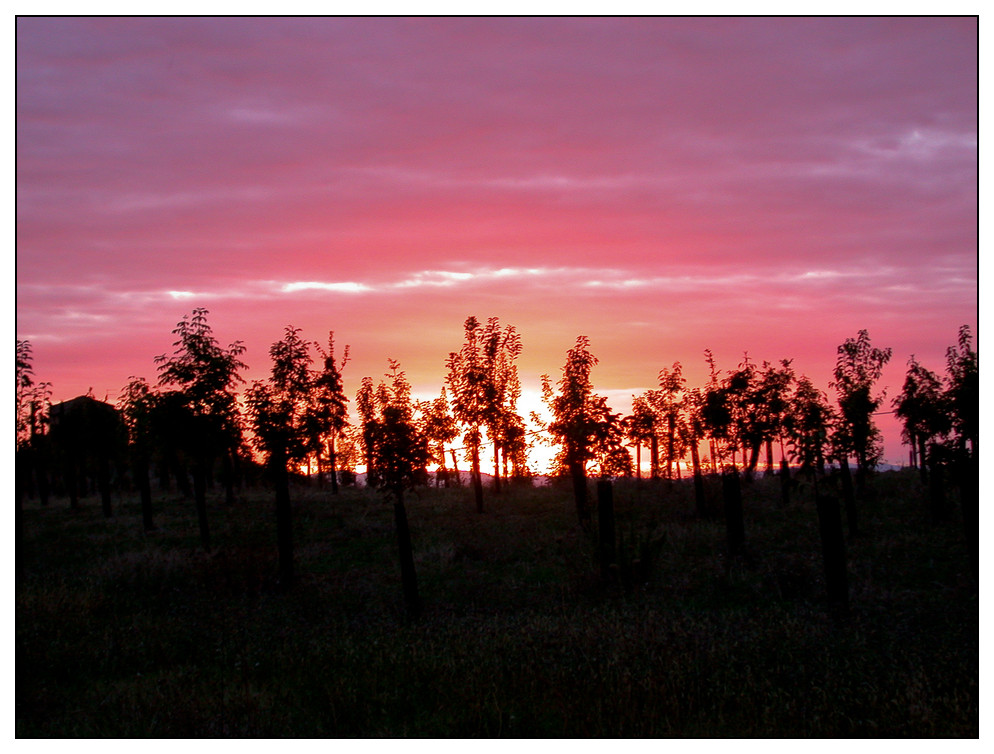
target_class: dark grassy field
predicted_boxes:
[16,470,977,737]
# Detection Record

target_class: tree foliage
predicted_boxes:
[155,308,247,457]
[365,360,430,499]
[245,325,316,465]
[542,336,627,523]
[15,339,51,449]
[155,308,247,549]
[783,375,834,477]
[944,324,978,455]
[311,332,351,489]
[893,356,949,473]
[830,329,892,474]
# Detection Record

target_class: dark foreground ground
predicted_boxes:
[16,470,978,737]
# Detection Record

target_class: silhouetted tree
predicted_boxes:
[681,386,709,516]
[356,376,378,485]
[944,325,978,573]
[246,326,317,588]
[480,317,524,492]
[783,375,834,483]
[625,394,657,479]
[446,316,488,512]
[155,308,246,551]
[651,362,685,480]
[746,360,796,479]
[830,329,892,499]
[15,340,53,506]
[118,376,157,531]
[724,354,759,473]
[418,387,459,487]
[15,339,47,578]
[312,331,350,493]
[700,350,736,470]
[893,356,949,484]
[944,325,978,459]
[543,336,623,528]
[147,389,193,497]
[365,360,429,619]
[16,339,36,448]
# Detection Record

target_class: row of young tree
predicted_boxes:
[15,310,978,597]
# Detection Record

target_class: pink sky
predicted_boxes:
[16,17,977,467]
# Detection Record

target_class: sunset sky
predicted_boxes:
[15,16,978,468]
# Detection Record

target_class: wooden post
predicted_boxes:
[838,457,858,537]
[393,492,421,620]
[722,468,745,557]
[779,458,791,508]
[816,494,849,615]
[597,480,616,580]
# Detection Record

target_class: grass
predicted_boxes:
[16,469,978,737]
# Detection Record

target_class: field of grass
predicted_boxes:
[16,469,978,737]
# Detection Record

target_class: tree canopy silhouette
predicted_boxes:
[446,316,489,512]
[830,329,892,497]
[363,360,429,619]
[542,336,626,527]
[155,308,247,550]
[246,325,318,587]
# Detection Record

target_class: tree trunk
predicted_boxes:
[192,462,211,551]
[272,447,294,589]
[690,441,707,518]
[471,442,484,513]
[437,445,449,488]
[927,458,946,524]
[764,440,775,477]
[666,416,675,480]
[854,448,868,501]
[650,435,659,480]
[917,435,929,486]
[222,448,236,506]
[493,439,502,494]
[635,442,641,480]
[328,435,339,494]
[570,456,590,529]
[393,491,421,620]
[779,458,791,507]
[449,448,460,484]
[838,456,857,538]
